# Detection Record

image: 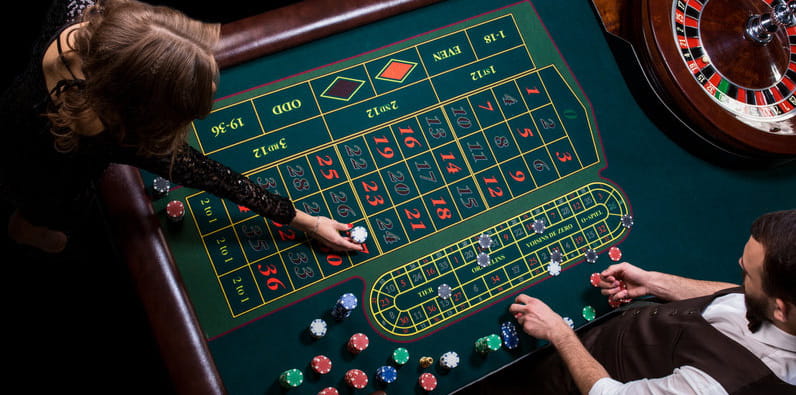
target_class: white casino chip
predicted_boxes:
[309,318,328,338]
[548,261,561,276]
[350,226,368,243]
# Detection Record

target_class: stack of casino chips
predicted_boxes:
[347,333,369,354]
[166,200,185,223]
[418,372,437,391]
[308,318,327,339]
[151,176,170,199]
[331,293,357,320]
[500,321,520,349]
[475,334,502,354]
[278,368,303,389]
[438,351,459,370]
[310,355,332,375]
[392,347,410,366]
[344,369,368,389]
[375,365,398,384]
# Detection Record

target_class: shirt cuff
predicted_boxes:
[589,377,626,395]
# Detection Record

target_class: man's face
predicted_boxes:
[739,236,770,331]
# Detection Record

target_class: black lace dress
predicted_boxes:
[0,0,296,231]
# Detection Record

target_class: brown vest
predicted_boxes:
[582,287,795,394]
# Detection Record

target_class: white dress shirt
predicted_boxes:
[589,293,796,394]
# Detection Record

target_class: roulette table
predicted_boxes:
[99,0,796,393]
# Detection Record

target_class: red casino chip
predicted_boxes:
[345,369,368,389]
[608,246,622,261]
[347,333,369,354]
[589,273,601,287]
[608,279,633,307]
[166,200,185,222]
[419,372,437,391]
[317,387,339,395]
[310,355,332,374]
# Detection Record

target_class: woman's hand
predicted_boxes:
[310,216,364,252]
[290,210,363,252]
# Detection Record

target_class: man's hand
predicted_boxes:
[509,293,610,394]
[598,262,654,302]
[597,261,739,302]
[509,294,573,343]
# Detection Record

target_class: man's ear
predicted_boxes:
[772,298,793,326]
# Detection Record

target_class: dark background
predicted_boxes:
[3,1,298,392]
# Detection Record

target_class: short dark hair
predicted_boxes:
[751,210,796,305]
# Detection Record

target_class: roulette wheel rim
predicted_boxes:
[626,0,796,161]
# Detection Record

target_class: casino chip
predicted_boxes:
[151,176,170,199]
[582,305,596,321]
[532,219,546,234]
[500,321,520,350]
[310,355,332,374]
[475,334,502,354]
[347,333,369,354]
[166,200,185,222]
[349,225,368,243]
[609,280,633,307]
[585,249,598,264]
[589,273,602,287]
[437,283,452,300]
[309,318,327,339]
[419,373,438,391]
[392,347,410,366]
[477,252,491,267]
[317,387,339,395]
[344,369,368,389]
[620,214,634,228]
[279,368,303,388]
[550,249,563,264]
[331,292,357,320]
[439,351,460,369]
[563,316,575,328]
[376,365,398,384]
[478,233,493,249]
[548,261,561,277]
[608,246,622,261]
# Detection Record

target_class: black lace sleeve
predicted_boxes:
[120,144,297,224]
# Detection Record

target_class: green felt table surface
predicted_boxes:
[142,0,796,393]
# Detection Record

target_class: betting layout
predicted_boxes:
[177,6,632,337]
[370,182,629,337]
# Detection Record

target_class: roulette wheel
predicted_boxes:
[593,0,796,165]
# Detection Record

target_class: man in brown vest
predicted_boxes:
[467,209,795,394]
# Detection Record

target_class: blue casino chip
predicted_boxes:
[500,321,520,349]
[376,365,398,383]
[331,292,358,320]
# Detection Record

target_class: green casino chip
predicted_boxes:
[485,334,502,351]
[392,347,410,365]
[475,334,502,354]
[582,305,596,321]
[279,368,303,388]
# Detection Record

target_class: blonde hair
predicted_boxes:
[49,0,220,156]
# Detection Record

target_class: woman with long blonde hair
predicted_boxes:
[1,0,361,253]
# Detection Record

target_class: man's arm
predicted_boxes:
[599,262,738,302]
[508,294,729,395]
[509,294,609,394]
